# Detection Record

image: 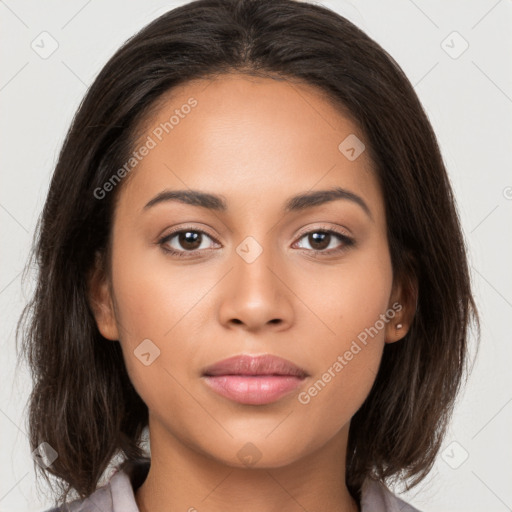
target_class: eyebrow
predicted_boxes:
[143,186,372,219]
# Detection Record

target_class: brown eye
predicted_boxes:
[294,229,354,256]
[158,229,219,257]
[306,231,331,251]
[176,231,202,250]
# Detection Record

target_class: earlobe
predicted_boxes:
[385,321,408,344]
[87,251,119,341]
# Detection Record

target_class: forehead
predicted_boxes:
[118,73,383,221]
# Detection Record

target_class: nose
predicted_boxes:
[217,241,294,332]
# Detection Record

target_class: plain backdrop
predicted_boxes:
[1,1,511,511]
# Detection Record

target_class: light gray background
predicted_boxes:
[1,1,511,511]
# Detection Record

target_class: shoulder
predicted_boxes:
[42,458,150,512]
[360,478,422,512]
[42,482,113,512]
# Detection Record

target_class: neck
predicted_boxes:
[135,417,359,512]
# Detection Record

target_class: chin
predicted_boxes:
[198,433,318,470]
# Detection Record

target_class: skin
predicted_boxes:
[89,74,415,512]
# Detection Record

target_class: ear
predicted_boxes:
[384,270,418,344]
[87,250,119,341]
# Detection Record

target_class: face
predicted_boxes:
[90,74,408,469]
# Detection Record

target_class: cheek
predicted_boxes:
[292,249,393,428]
[110,235,208,341]
[296,243,393,349]
[108,238,218,409]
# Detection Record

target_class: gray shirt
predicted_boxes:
[45,460,421,512]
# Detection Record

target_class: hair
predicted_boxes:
[16,0,478,506]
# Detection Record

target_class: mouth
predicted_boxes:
[201,354,309,405]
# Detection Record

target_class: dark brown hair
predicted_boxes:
[17,0,478,506]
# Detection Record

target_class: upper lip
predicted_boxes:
[202,354,308,378]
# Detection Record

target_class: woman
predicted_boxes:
[17,0,478,510]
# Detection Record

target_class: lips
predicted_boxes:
[201,354,308,405]
[202,354,308,378]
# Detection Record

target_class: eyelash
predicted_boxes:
[157,225,355,259]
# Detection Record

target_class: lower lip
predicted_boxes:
[202,375,304,405]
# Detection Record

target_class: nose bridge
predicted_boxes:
[233,232,281,296]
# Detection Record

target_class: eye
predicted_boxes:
[293,228,354,256]
[158,228,219,258]
[157,225,355,259]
